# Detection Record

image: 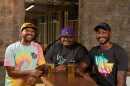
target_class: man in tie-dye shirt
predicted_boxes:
[4,23,46,86]
[89,23,128,86]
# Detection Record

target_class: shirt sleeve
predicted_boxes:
[76,46,90,65]
[4,45,15,67]
[37,45,46,66]
[116,47,128,71]
[45,43,58,63]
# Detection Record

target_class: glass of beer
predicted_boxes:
[47,64,55,77]
[67,64,76,81]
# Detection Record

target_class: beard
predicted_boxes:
[97,37,110,45]
[62,40,74,46]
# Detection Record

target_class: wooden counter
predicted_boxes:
[40,72,97,86]
[36,64,97,86]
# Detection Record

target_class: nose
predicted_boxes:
[98,33,104,37]
[64,37,68,40]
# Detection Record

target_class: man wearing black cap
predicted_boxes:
[45,27,90,72]
[89,23,128,86]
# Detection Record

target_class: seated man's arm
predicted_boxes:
[117,71,127,86]
[116,46,128,86]
[5,66,42,78]
[76,46,90,69]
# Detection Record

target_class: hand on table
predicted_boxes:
[55,65,66,72]
[24,70,43,86]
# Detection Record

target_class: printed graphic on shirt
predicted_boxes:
[15,47,37,70]
[56,54,67,64]
[95,53,114,77]
[56,54,76,64]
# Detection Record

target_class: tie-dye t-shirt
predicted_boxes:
[4,41,46,86]
[89,43,128,86]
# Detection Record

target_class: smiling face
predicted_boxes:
[20,27,36,43]
[60,36,75,46]
[96,28,111,45]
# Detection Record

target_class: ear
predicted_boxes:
[109,31,112,34]
[108,31,112,37]
[18,30,22,39]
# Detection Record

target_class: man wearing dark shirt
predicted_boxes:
[89,23,128,86]
[45,27,90,72]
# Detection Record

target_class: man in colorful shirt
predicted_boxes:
[4,23,46,86]
[89,23,128,86]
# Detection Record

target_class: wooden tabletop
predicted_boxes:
[38,64,97,86]
[40,72,97,86]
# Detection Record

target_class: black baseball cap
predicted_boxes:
[94,23,111,31]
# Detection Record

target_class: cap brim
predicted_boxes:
[94,26,111,31]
